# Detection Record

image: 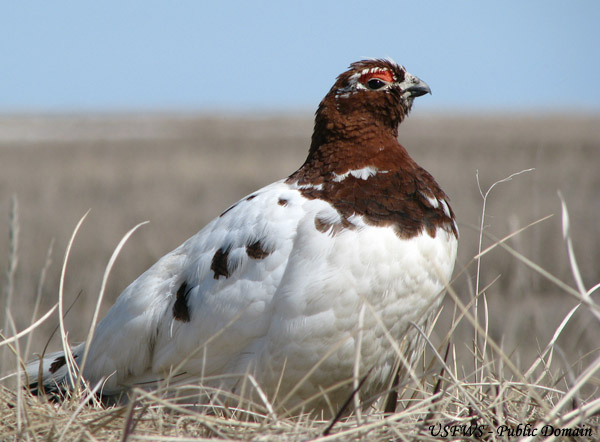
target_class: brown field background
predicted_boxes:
[1,113,599,372]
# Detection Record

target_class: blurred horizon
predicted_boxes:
[3,0,600,113]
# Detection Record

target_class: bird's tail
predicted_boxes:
[25,345,83,398]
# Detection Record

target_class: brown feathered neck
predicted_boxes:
[286,59,457,239]
[308,86,404,153]
[291,59,415,184]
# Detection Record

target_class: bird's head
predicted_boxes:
[312,59,430,145]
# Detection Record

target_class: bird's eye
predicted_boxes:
[366,78,386,90]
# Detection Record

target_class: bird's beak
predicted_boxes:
[400,73,431,99]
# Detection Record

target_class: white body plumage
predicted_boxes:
[34,178,456,411]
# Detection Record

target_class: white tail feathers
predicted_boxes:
[25,349,78,396]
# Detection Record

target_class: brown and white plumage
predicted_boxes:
[28,59,458,415]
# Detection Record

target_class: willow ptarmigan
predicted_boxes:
[28,59,458,415]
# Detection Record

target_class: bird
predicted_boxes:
[27,58,458,416]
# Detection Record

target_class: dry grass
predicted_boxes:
[0,113,599,440]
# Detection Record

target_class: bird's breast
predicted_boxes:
[258,209,457,404]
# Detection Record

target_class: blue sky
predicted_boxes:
[2,0,599,113]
